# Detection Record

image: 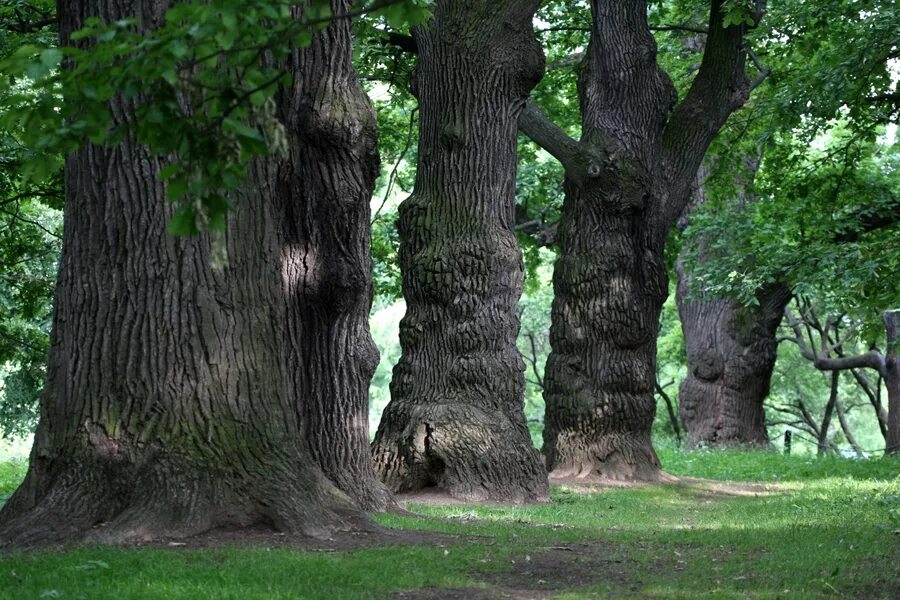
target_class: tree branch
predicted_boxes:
[518,99,580,171]
[659,0,760,231]
[547,52,584,70]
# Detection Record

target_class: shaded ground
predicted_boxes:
[124,522,479,553]
[395,542,631,600]
[1,450,898,599]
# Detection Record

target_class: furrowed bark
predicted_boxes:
[526,0,757,480]
[371,0,549,502]
[275,0,392,511]
[0,0,364,546]
[677,273,790,448]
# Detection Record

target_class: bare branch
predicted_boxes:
[547,52,585,70]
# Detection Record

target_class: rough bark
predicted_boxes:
[0,0,363,546]
[521,0,757,480]
[677,275,791,448]
[274,0,392,511]
[371,0,549,502]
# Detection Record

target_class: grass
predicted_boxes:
[0,450,898,599]
[0,460,27,507]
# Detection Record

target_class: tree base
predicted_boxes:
[372,403,549,504]
[545,433,664,482]
[0,445,367,548]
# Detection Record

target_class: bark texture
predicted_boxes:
[275,0,392,511]
[371,0,549,502]
[521,0,758,480]
[677,273,790,447]
[0,0,362,546]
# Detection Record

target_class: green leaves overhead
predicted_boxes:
[0,0,432,237]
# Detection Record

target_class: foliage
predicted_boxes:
[687,130,900,334]
[681,0,900,329]
[1,0,432,238]
[0,1,60,438]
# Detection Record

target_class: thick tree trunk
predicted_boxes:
[0,0,362,546]
[677,266,791,448]
[542,204,670,480]
[275,0,392,511]
[371,0,549,502]
[522,0,754,480]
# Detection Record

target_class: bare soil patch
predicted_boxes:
[395,541,643,599]
[120,523,479,552]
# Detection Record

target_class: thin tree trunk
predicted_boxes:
[371,0,549,502]
[834,397,864,458]
[885,310,900,454]
[847,367,888,441]
[655,381,683,445]
[0,0,363,546]
[818,371,839,456]
[275,0,392,511]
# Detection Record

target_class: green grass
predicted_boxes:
[1,450,898,599]
[0,460,27,506]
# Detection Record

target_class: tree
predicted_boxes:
[784,305,900,454]
[0,0,368,546]
[272,0,392,511]
[371,0,549,502]
[676,160,792,447]
[674,0,900,452]
[518,0,762,480]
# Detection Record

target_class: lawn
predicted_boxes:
[0,450,898,599]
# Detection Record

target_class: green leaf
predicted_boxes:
[167,204,199,236]
[39,48,62,69]
[165,173,188,202]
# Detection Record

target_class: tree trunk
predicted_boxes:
[676,157,791,448]
[885,309,899,454]
[677,270,791,447]
[0,0,362,546]
[521,0,755,480]
[543,204,670,479]
[817,371,839,455]
[371,0,549,502]
[835,397,864,458]
[275,0,392,511]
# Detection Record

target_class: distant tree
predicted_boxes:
[676,160,792,448]
[675,0,900,449]
[783,304,899,454]
[0,0,61,439]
